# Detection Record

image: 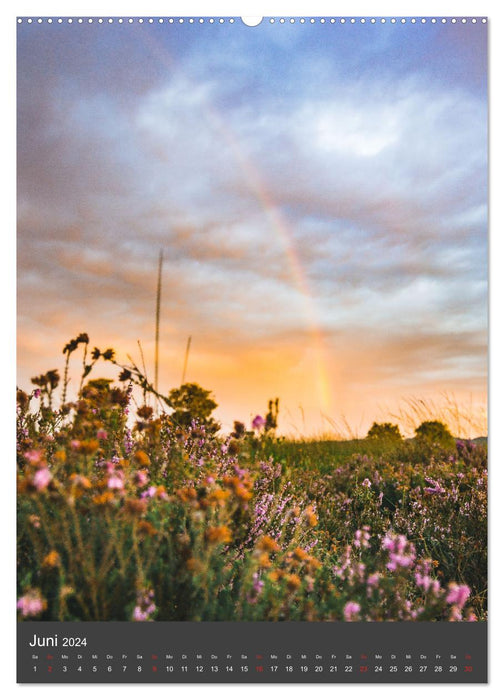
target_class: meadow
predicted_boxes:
[16,336,487,623]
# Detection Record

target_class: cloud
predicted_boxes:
[16,21,487,434]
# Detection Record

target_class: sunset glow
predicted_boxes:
[17,18,487,437]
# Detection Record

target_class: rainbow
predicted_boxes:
[137,28,334,414]
[222,141,334,414]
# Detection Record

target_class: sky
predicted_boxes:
[16,16,488,437]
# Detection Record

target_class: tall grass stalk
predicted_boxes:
[181,335,191,385]
[154,249,163,393]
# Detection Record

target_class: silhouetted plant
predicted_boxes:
[415,420,454,449]
[167,382,220,434]
[366,422,402,443]
[265,398,280,433]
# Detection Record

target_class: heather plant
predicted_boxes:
[17,336,487,623]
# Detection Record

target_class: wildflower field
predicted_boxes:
[17,337,487,623]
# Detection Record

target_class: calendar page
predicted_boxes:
[16,13,488,684]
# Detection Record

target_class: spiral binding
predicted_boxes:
[17,17,488,26]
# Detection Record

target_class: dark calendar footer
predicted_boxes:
[17,621,487,683]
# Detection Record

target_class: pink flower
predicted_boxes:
[354,526,371,549]
[107,475,124,490]
[24,449,43,466]
[70,440,81,450]
[132,606,148,621]
[135,470,149,487]
[367,573,380,588]
[141,486,157,499]
[343,601,361,621]
[17,590,45,618]
[382,533,395,552]
[446,583,471,608]
[415,573,441,595]
[382,532,415,571]
[362,478,371,488]
[252,415,266,431]
[449,606,463,621]
[33,468,52,491]
[97,429,108,440]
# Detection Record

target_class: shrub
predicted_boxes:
[167,382,220,434]
[366,422,403,443]
[415,420,455,449]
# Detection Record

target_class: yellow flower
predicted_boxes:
[255,535,280,553]
[137,520,158,536]
[268,569,284,583]
[292,547,308,562]
[124,498,148,516]
[177,486,197,503]
[42,550,60,568]
[78,439,99,455]
[235,485,252,502]
[258,553,272,568]
[92,492,115,505]
[186,557,204,573]
[70,473,92,489]
[134,450,151,467]
[286,574,302,592]
[208,489,230,505]
[205,526,232,544]
[305,555,322,572]
[304,506,318,527]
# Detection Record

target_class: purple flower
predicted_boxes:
[343,601,361,621]
[361,478,371,488]
[252,415,266,431]
[123,429,134,454]
[424,477,445,495]
[132,589,156,621]
[247,572,265,604]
